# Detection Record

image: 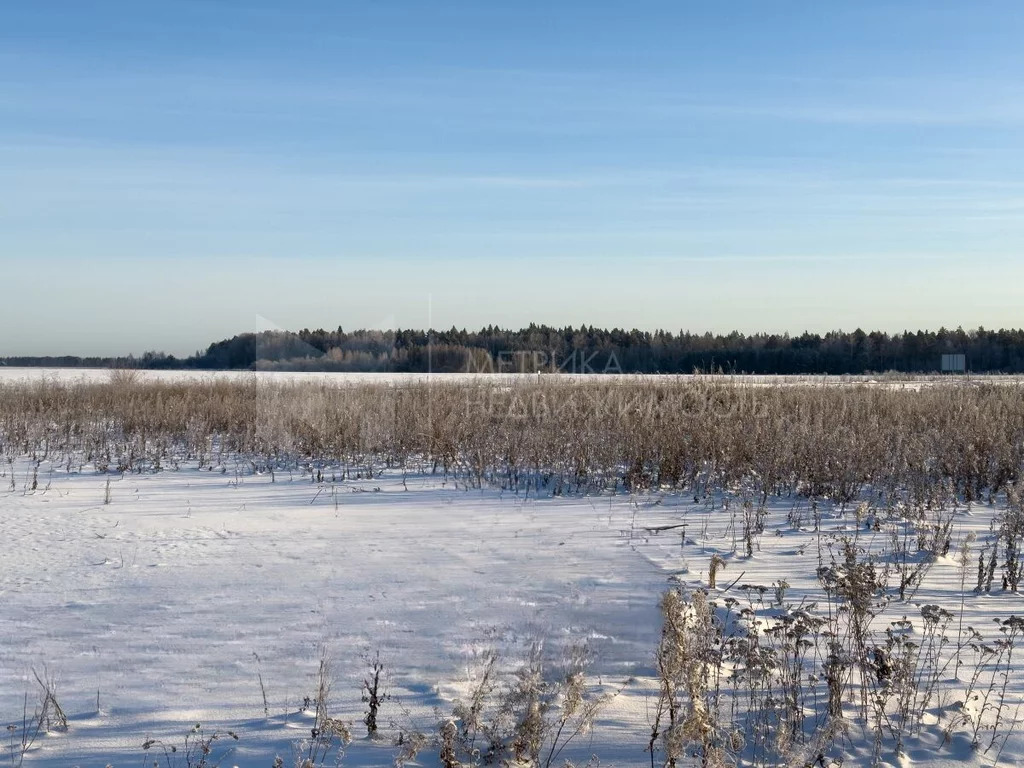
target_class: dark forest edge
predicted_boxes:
[4,325,1024,374]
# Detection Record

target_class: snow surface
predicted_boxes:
[0,367,1019,389]
[1,458,1021,766]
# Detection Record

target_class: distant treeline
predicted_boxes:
[5,325,1024,374]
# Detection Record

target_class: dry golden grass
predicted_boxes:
[0,376,1020,503]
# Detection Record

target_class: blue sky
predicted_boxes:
[2,1,1023,356]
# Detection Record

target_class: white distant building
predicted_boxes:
[941,353,966,373]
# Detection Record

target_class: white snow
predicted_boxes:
[1,457,1021,766]
[0,367,1019,389]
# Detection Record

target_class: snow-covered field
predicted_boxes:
[0,366,1017,388]
[2,455,1021,767]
